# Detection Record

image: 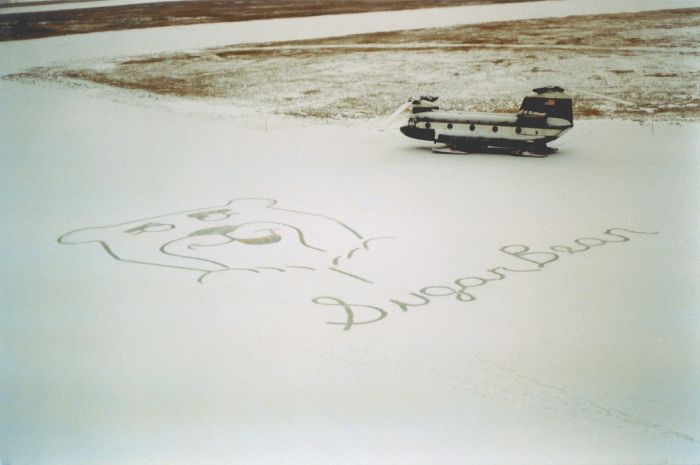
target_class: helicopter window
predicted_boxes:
[447,123,453,129]
[521,97,547,114]
[425,122,431,129]
[469,124,475,131]
[515,127,522,134]
[520,96,573,122]
[492,126,498,133]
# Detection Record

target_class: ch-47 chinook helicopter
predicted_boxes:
[397,86,574,157]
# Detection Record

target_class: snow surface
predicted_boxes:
[1,1,699,464]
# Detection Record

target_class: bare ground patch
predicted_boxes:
[0,0,100,8]
[0,0,534,41]
[7,8,700,122]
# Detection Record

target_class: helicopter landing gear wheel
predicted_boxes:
[532,143,557,155]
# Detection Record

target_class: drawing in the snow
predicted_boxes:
[1,1,699,465]
[58,198,392,283]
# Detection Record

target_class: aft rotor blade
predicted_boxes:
[571,88,636,107]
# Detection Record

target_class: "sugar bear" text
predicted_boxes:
[313,228,658,330]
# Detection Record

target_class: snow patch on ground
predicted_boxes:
[1,2,699,464]
[2,76,699,463]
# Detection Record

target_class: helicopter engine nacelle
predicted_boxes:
[410,95,439,114]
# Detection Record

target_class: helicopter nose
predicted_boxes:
[400,125,435,141]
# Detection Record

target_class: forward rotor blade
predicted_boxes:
[379,101,411,131]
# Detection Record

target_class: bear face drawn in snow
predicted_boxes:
[58,198,386,282]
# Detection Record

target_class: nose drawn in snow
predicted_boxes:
[58,198,392,283]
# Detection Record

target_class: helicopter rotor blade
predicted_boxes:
[569,88,636,107]
[379,101,411,131]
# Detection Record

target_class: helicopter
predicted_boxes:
[397,86,574,157]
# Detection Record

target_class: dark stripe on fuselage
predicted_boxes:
[399,126,558,149]
[415,116,571,130]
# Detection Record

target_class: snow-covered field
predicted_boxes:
[1,1,699,465]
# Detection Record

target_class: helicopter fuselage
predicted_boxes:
[400,87,574,154]
[402,111,572,149]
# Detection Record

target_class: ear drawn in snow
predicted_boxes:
[58,198,393,283]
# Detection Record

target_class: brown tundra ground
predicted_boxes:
[0,0,534,40]
[7,7,700,122]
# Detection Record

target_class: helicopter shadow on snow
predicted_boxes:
[403,145,565,158]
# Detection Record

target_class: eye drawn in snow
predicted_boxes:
[58,198,392,283]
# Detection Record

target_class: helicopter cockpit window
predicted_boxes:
[520,96,573,122]
[520,97,547,114]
